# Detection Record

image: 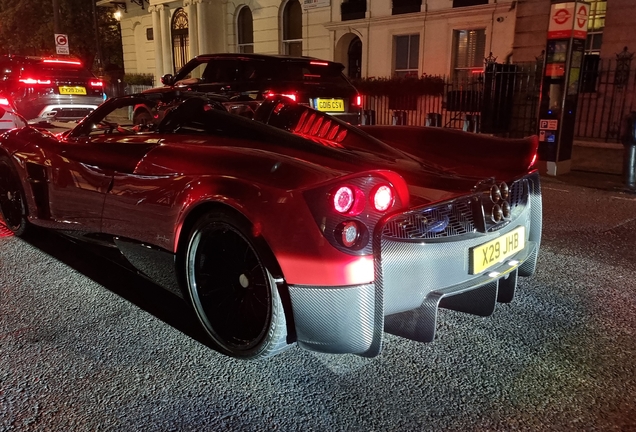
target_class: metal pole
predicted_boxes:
[92,0,104,74]
[624,112,636,190]
[52,0,61,34]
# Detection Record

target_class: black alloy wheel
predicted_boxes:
[0,156,28,236]
[185,211,290,359]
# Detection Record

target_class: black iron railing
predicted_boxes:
[360,50,636,142]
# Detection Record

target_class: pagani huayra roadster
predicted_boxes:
[0,92,542,359]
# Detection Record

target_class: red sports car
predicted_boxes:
[0,92,542,359]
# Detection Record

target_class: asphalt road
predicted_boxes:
[1,176,636,431]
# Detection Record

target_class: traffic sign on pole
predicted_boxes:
[55,33,69,55]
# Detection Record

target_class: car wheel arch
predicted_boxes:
[176,201,297,356]
[0,153,30,235]
[175,200,289,297]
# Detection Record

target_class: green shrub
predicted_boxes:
[123,73,154,86]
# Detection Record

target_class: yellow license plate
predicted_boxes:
[315,98,345,112]
[470,226,525,274]
[59,86,87,95]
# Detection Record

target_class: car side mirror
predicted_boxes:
[161,74,175,86]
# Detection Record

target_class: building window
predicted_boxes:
[282,0,302,56]
[171,8,189,73]
[452,29,486,81]
[392,0,421,15]
[394,34,419,77]
[586,0,606,54]
[341,0,366,21]
[452,0,488,7]
[581,0,606,93]
[237,7,254,53]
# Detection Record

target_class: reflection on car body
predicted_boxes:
[0,91,542,360]
[134,53,363,126]
[0,55,104,123]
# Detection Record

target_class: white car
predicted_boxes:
[0,97,27,131]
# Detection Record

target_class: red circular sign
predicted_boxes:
[576,5,588,28]
[56,35,68,46]
[553,9,570,25]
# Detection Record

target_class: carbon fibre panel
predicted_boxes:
[380,219,532,316]
[288,283,376,354]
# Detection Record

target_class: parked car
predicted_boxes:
[0,91,542,360]
[0,55,104,123]
[134,53,363,125]
[0,96,27,131]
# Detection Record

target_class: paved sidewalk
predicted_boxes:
[546,140,635,193]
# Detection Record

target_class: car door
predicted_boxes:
[47,124,161,231]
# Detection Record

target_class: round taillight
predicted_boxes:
[373,185,394,212]
[341,221,359,247]
[333,186,354,213]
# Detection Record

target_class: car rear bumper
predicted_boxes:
[18,95,103,121]
[287,173,542,357]
[288,242,537,357]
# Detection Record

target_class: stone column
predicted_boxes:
[196,0,207,54]
[185,0,199,58]
[149,5,164,81]
[159,4,173,75]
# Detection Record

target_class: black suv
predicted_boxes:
[136,53,362,125]
[0,55,104,122]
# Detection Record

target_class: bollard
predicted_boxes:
[392,110,407,125]
[623,112,636,190]
[362,109,376,125]
[463,114,480,133]
[426,113,442,127]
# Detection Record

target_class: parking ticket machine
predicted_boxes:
[538,1,589,176]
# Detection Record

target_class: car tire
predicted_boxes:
[132,110,153,126]
[0,155,29,236]
[185,210,291,359]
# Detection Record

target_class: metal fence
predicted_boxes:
[575,49,636,142]
[362,50,636,143]
[105,83,154,99]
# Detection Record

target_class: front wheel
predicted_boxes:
[0,156,29,236]
[185,211,291,359]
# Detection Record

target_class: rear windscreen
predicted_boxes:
[264,62,346,83]
[192,59,350,86]
[23,64,94,79]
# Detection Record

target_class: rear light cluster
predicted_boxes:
[304,172,409,255]
[331,183,396,249]
[333,184,395,215]
[265,92,297,102]
[19,78,51,85]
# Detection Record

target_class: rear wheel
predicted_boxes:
[185,211,290,359]
[0,156,29,236]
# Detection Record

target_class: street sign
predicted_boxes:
[55,33,69,55]
[548,2,589,40]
